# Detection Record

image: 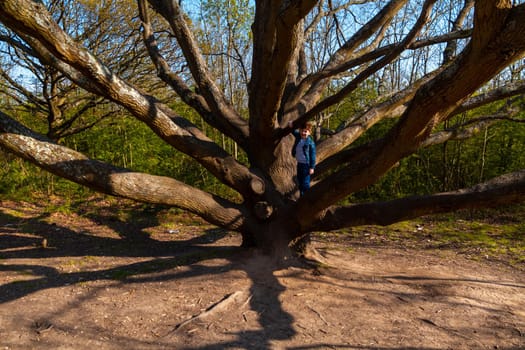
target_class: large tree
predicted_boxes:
[0,0,524,256]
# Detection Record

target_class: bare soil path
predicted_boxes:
[0,199,523,349]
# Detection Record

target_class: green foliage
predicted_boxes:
[331,204,525,266]
[421,206,525,264]
[0,151,90,200]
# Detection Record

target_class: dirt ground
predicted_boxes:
[0,199,524,350]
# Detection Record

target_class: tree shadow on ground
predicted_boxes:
[177,254,297,350]
[1,205,523,350]
[0,202,228,259]
[0,204,299,349]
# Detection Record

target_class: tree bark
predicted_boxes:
[307,170,525,234]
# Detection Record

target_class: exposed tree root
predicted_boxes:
[167,290,251,336]
[294,244,333,269]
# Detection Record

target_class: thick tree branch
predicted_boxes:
[0,110,251,231]
[144,0,249,147]
[454,79,525,114]
[249,0,317,149]
[307,169,525,233]
[138,0,248,149]
[421,111,524,147]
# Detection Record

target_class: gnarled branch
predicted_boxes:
[0,109,251,231]
[307,169,525,233]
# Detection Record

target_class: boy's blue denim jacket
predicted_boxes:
[291,130,316,169]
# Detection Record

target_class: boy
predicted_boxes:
[291,121,316,196]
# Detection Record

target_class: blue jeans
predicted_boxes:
[297,163,311,196]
